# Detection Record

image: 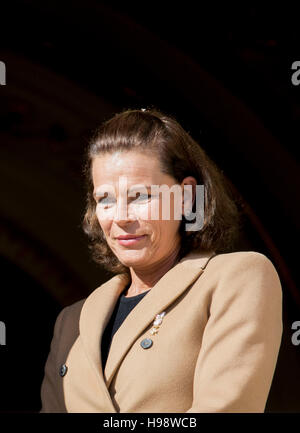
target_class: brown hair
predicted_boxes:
[82,107,242,276]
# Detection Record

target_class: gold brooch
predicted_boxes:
[140,311,166,349]
[150,311,166,335]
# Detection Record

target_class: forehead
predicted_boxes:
[92,151,164,184]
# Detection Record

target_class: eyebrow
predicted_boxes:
[93,185,152,198]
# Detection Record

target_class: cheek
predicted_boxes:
[95,206,112,233]
[160,218,181,236]
[128,203,149,218]
[148,215,180,239]
[137,198,162,221]
[147,195,182,223]
[96,204,114,220]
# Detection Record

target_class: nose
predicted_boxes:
[113,197,137,224]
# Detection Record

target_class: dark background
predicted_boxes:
[0,1,299,412]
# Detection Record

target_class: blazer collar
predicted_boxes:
[79,250,216,390]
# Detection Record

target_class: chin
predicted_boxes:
[116,250,149,267]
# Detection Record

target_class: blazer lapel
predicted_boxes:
[78,272,131,411]
[103,250,216,388]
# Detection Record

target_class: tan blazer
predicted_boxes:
[40,250,283,413]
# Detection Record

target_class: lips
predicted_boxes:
[116,235,145,240]
[116,235,147,246]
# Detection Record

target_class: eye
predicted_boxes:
[97,194,116,206]
[134,193,151,202]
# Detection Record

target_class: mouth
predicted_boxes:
[116,235,147,246]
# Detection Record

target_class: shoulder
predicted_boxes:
[205,250,280,276]
[52,298,86,352]
[59,298,86,323]
[198,250,282,303]
[55,272,125,331]
[56,297,86,329]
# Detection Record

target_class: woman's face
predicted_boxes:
[92,151,186,269]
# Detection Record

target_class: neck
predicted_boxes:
[124,244,181,297]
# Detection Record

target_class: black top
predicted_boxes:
[100,286,150,371]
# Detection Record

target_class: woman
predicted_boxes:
[40,108,282,413]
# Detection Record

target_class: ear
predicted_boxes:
[180,176,197,217]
